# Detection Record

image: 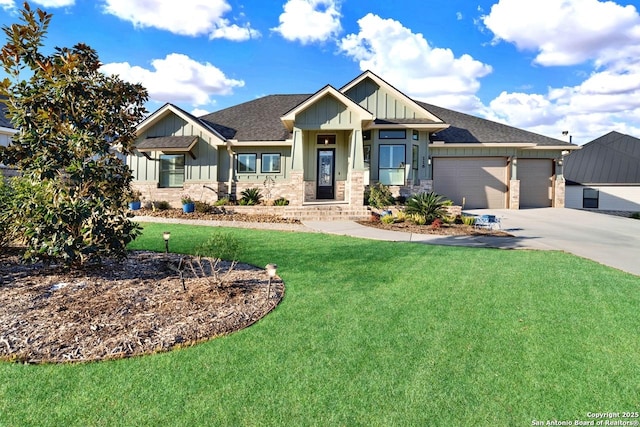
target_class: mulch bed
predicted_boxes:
[137,208,301,224]
[357,220,513,236]
[0,250,283,364]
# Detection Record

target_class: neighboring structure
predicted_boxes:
[0,96,18,177]
[127,70,578,215]
[564,131,640,212]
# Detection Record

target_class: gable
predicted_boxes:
[341,73,442,123]
[295,93,360,129]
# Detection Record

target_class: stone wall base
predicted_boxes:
[509,179,520,209]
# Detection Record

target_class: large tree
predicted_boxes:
[0,2,148,266]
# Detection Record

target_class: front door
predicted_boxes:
[317,148,335,199]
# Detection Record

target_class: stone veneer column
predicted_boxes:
[509,180,520,209]
[554,177,565,208]
[348,170,365,206]
[288,171,305,206]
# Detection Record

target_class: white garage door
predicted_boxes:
[518,159,553,208]
[433,157,507,209]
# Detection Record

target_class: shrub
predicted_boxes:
[0,177,17,248]
[631,212,640,220]
[395,195,406,205]
[367,182,395,209]
[381,214,396,224]
[215,197,229,206]
[195,232,242,261]
[194,201,213,213]
[152,201,171,211]
[273,197,289,206]
[461,215,476,226]
[410,213,427,225]
[0,4,147,266]
[395,210,408,222]
[430,218,443,230]
[405,192,450,223]
[240,188,263,205]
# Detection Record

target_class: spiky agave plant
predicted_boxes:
[405,192,450,223]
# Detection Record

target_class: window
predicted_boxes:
[261,153,281,173]
[379,144,406,185]
[583,188,599,208]
[412,145,419,171]
[159,154,185,188]
[238,153,256,173]
[364,145,371,164]
[412,130,419,141]
[363,130,372,141]
[379,129,406,140]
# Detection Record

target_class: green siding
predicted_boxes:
[131,112,224,184]
[296,95,355,129]
[344,77,422,120]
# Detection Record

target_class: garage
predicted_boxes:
[433,157,508,209]
[518,159,553,208]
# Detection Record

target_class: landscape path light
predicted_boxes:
[265,263,278,300]
[163,231,171,254]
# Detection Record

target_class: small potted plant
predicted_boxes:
[127,190,142,211]
[181,194,195,213]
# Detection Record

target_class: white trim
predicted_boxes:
[0,126,17,134]
[523,145,581,150]
[227,140,293,147]
[429,142,536,148]
[366,123,450,131]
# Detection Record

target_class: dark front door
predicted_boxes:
[317,148,335,199]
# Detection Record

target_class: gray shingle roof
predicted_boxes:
[0,96,13,129]
[416,101,570,146]
[564,131,640,184]
[195,93,571,147]
[199,94,311,141]
[137,136,198,150]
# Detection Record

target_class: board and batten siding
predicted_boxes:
[130,112,222,183]
[344,78,423,120]
[295,96,357,130]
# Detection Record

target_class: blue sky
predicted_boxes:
[2,0,640,145]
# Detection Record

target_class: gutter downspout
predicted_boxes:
[226,141,236,201]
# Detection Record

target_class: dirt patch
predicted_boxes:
[0,249,283,364]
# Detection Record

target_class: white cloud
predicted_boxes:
[481,0,640,142]
[102,0,260,41]
[339,13,492,110]
[482,0,640,66]
[32,0,75,6]
[272,0,341,44]
[100,53,244,106]
[1,0,74,8]
[487,62,640,143]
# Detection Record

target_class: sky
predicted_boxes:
[2,0,640,145]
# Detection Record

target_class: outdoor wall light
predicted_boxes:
[265,263,278,299]
[163,231,171,254]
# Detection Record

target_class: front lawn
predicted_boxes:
[1,223,639,426]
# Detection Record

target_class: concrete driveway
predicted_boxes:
[466,208,640,276]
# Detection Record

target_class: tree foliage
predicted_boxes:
[0,2,148,266]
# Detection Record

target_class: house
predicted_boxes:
[127,70,578,217]
[564,131,640,212]
[0,96,18,177]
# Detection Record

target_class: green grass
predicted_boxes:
[1,223,639,426]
